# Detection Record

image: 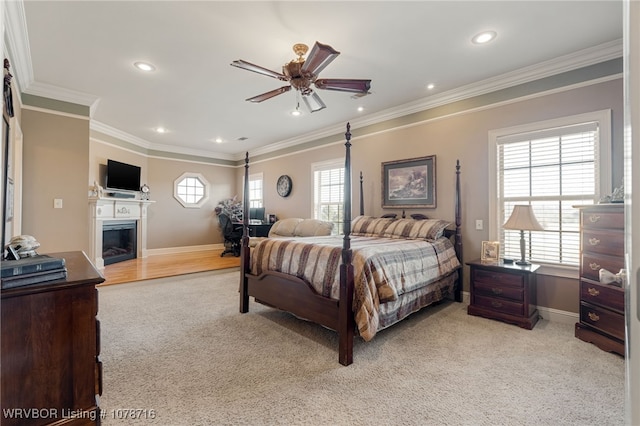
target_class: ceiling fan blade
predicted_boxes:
[246,86,291,103]
[301,42,340,76]
[302,91,326,113]
[231,60,287,81]
[315,78,371,94]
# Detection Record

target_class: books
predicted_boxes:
[1,268,68,289]
[1,255,66,278]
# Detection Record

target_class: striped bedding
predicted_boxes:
[250,235,460,341]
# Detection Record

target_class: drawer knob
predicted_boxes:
[491,288,503,295]
[587,287,600,297]
[588,238,600,246]
[588,312,600,322]
[589,262,601,271]
[491,301,503,308]
[589,215,601,223]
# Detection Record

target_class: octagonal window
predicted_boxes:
[174,172,209,208]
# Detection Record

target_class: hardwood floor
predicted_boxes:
[99,248,240,286]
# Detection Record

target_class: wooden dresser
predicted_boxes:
[1,251,105,425]
[574,204,625,356]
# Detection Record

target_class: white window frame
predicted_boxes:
[248,172,263,208]
[488,110,612,278]
[173,172,210,208]
[311,158,344,235]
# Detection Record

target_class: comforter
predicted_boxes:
[250,235,460,340]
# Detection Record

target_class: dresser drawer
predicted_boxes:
[580,302,625,341]
[475,294,524,317]
[581,210,624,230]
[580,280,624,313]
[580,253,625,282]
[473,268,524,288]
[474,281,524,302]
[582,229,624,257]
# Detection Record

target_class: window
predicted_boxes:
[174,172,209,208]
[312,159,344,234]
[248,173,263,208]
[489,110,611,275]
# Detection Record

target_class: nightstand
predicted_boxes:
[467,259,540,329]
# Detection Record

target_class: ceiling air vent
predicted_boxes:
[237,136,248,141]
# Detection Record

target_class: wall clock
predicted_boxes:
[276,175,292,197]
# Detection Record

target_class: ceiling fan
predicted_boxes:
[231,41,371,113]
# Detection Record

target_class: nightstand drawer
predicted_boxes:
[474,281,524,302]
[580,253,625,282]
[582,229,624,257]
[580,302,625,341]
[580,281,624,313]
[582,211,624,230]
[475,294,524,317]
[473,268,524,288]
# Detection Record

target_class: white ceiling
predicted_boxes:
[10,1,622,161]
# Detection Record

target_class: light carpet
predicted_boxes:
[97,270,625,426]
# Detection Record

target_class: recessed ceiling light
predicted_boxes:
[357,106,364,112]
[155,127,167,134]
[472,31,497,45]
[291,109,302,117]
[215,137,223,143]
[134,61,155,72]
[427,83,435,90]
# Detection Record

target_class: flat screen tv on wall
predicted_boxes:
[106,159,141,192]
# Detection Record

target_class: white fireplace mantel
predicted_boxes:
[88,197,154,270]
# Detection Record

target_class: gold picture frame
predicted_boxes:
[481,241,500,261]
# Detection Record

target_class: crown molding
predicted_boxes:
[4,0,33,94]
[90,120,236,162]
[25,81,99,110]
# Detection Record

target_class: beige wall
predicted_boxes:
[89,139,237,250]
[21,109,91,254]
[240,78,624,313]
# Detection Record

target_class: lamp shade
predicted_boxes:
[503,205,544,231]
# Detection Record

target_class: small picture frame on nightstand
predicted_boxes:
[481,241,500,261]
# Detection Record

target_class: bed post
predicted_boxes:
[339,123,355,366]
[454,159,463,302]
[359,171,364,216]
[239,152,250,313]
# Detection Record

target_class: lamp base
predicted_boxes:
[515,260,531,266]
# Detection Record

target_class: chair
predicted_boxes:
[218,213,242,257]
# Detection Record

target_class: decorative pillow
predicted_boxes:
[351,216,395,237]
[382,218,450,240]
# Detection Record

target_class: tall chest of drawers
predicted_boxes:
[574,204,625,356]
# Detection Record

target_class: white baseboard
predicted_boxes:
[146,244,224,256]
[537,306,579,325]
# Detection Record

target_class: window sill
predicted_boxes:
[534,263,579,279]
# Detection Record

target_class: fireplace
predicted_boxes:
[102,220,137,265]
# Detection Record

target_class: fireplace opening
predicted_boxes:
[103,221,137,265]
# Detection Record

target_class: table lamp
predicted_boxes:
[503,205,544,265]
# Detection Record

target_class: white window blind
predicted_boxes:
[497,122,599,266]
[313,160,344,235]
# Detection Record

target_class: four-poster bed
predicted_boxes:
[239,123,463,366]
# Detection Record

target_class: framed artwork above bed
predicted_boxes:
[382,155,436,208]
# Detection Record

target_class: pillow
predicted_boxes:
[382,218,450,240]
[294,219,334,236]
[268,218,304,237]
[351,216,394,237]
